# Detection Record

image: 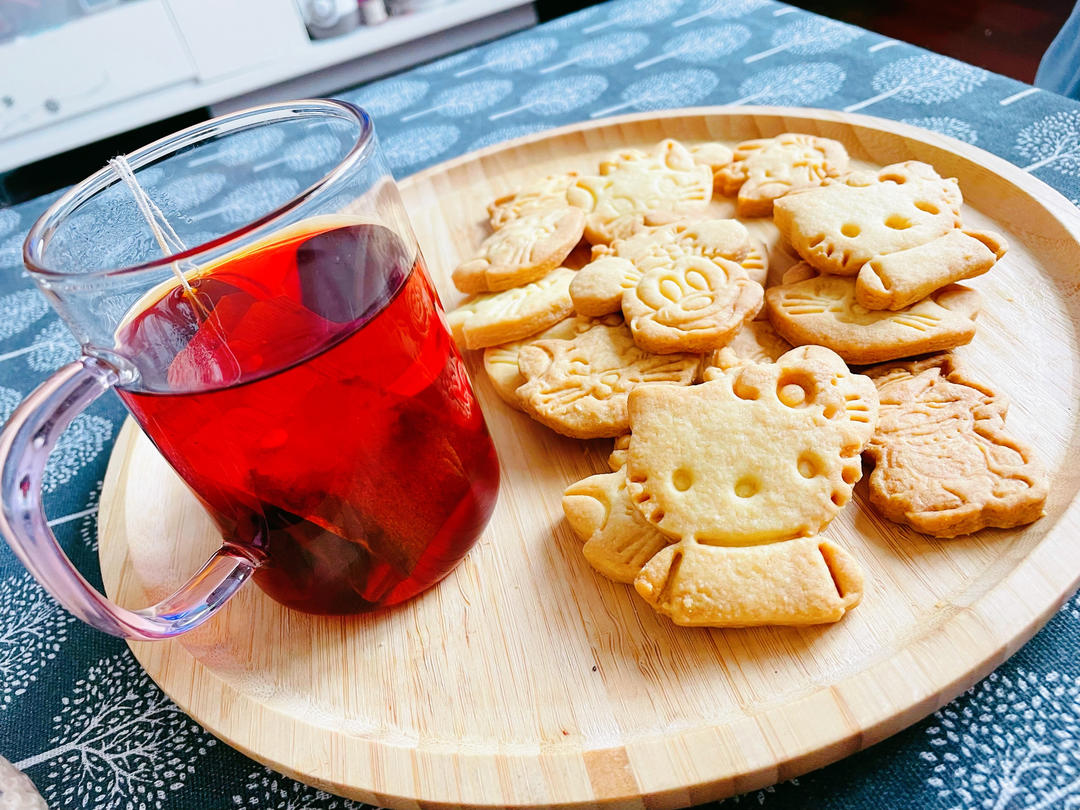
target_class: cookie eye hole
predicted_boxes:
[797,452,823,479]
[672,468,694,491]
[734,476,760,498]
[842,464,860,485]
[841,223,861,238]
[884,214,913,230]
[914,200,940,215]
[831,491,849,507]
[880,172,907,184]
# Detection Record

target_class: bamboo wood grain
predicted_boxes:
[98,108,1080,809]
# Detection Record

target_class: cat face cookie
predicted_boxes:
[567,139,713,245]
[864,354,1047,537]
[716,133,850,218]
[447,267,576,349]
[622,256,763,354]
[625,345,878,543]
[774,161,963,276]
[765,263,981,365]
[488,172,580,230]
[453,207,586,294]
[516,322,698,438]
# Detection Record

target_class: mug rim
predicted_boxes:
[22,99,375,281]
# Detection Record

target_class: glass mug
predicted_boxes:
[0,100,500,640]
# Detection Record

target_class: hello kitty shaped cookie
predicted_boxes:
[715,133,850,218]
[622,346,877,626]
[566,139,714,245]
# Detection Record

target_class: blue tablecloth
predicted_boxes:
[2,0,1080,807]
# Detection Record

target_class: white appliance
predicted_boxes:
[0,0,537,171]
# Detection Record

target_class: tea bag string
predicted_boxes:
[108,155,211,319]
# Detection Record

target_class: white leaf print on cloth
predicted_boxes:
[344,77,430,117]
[720,777,800,804]
[0,573,75,711]
[1017,110,1080,174]
[635,24,752,70]
[401,79,514,122]
[0,233,25,269]
[583,0,683,33]
[673,0,770,27]
[0,381,110,493]
[540,31,650,74]
[903,116,979,144]
[382,125,461,170]
[490,75,609,120]
[190,177,302,224]
[729,61,846,105]
[921,670,1080,810]
[230,768,369,808]
[187,126,287,168]
[43,479,103,548]
[22,321,80,372]
[415,50,474,75]
[542,4,601,30]
[14,652,216,810]
[157,172,228,211]
[455,36,560,76]
[590,68,719,118]
[0,289,49,341]
[744,17,862,63]
[253,133,344,173]
[470,124,549,150]
[0,207,20,239]
[845,54,988,112]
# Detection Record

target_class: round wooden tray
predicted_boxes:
[99,107,1080,808]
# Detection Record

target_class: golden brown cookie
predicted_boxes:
[634,535,864,626]
[608,433,631,471]
[716,133,850,218]
[482,314,620,409]
[569,256,640,317]
[515,321,698,438]
[703,320,793,374]
[563,468,672,583]
[488,172,579,230]
[447,267,576,350]
[765,263,981,365]
[863,354,1048,537]
[625,345,878,543]
[567,139,713,245]
[622,256,763,354]
[855,228,1007,311]
[773,161,963,276]
[452,207,586,294]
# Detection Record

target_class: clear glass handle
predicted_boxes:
[0,357,256,639]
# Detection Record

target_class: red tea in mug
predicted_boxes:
[114,221,500,614]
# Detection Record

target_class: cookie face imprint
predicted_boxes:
[774,161,963,276]
[515,322,698,438]
[487,172,579,230]
[567,139,714,245]
[864,354,1048,537]
[563,468,673,583]
[452,207,586,294]
[622,256,764,354]
[447,267,576,349]
[716,133,850,218]
[625,346,878,544]
[765,263,981,365]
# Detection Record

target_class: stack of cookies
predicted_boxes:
[445,134,1048,629]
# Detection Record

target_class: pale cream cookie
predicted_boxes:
[689,141,735,178]
[622,256,763,354]
[447,267,576,350]
[608,433,631,471]
[765,263,981,365]
[515,321,698,438]
[773,161,964,276]
[567,139,713,245]
[482,314,621,409]
[703,320,793,374]
[716,132,850,218]
[625,345,878,544]
[452,207,586,294]
[488,172,579,230]
[863,354,1047,537]
[563,468,673,583]
[855,228,1007,311]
